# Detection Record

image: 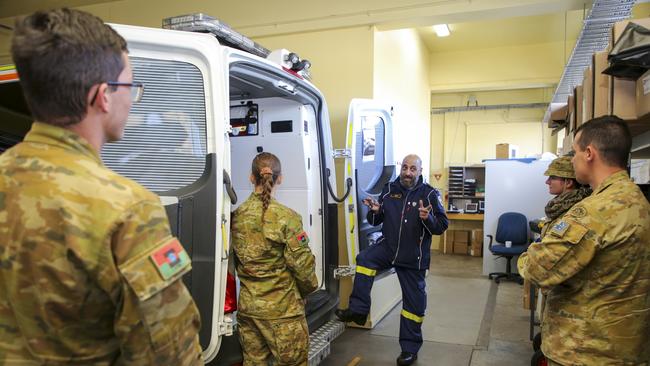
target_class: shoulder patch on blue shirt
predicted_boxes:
[550,220,570,237]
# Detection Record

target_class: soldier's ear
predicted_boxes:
[276,175,283,185]
[584,145,595,162]
[249,174,256,185]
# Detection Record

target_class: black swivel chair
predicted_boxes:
[487,212,529,284]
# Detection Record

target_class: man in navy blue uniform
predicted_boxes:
[336,154,448,366]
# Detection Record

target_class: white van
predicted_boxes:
[0,14,396,365]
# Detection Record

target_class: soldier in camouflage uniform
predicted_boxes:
[518,116,650,366]
[540,155,592,238]
[231,152,318,366]
[0,9,202,365]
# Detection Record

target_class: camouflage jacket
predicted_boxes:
[0,122,202,365]
[518,171,650,365]
[540,187,592,238]
[231,193,318,319]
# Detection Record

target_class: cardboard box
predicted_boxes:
[567,94,576,131]
[454,230,469,243]
[453,242,469,255]
[550,103,568,124]
[574,85,583,129]
[444,231,454,254]
[611,18,650,46]
[631,159,650,184]
[470,241,482,257]
[610,77,637,120]
[636,69,650,118]
[496,143,519,159]
[583,67,593,123]
[562,131,575,155]
[593,51,610,118]
[523,279,532,310]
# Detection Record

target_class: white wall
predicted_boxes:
[482,159,552,276]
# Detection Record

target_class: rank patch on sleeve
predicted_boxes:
[150,238,190,280]
[296,231,309,246]
[550,221,570,237]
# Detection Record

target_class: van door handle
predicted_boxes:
[223,170,237,205]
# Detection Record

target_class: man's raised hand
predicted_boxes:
[363,197,381,213]
[418,199,432,219]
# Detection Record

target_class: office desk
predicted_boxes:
[442,213,484,254]
[447,213,484,221]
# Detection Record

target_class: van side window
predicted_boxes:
[102,57,207,193]
[357,115,385,193]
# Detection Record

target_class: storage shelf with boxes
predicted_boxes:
[555,17,650,159]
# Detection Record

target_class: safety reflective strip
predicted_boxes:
[355,265,376,277]
[401,309,424,323]
[346,120,357,264]
[0,65,18,83]
[222,222,228,252]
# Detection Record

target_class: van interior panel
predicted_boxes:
[229,96,324,286]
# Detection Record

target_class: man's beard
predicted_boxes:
[401,176,415,188]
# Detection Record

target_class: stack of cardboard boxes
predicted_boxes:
[445,229,483,257]
[554,17,650,154]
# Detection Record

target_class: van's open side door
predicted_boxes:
[343,99,395,265]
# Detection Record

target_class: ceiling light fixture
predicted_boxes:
[433,24,450,37]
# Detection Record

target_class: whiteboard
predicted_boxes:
[482,159,553,276]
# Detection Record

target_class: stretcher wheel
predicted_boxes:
[531,350,547,366]
[532,332,542,352]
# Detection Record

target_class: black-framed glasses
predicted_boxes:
[90,81,144,106]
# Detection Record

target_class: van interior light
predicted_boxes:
[433,24,450,37]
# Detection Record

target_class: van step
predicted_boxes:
[308,320,345,366]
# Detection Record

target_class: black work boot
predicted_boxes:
[334,308,367,326]
[396,352,417,366]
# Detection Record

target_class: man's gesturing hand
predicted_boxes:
[418,200,432,219]
[362,197,381,213]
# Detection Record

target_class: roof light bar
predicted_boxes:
[162,13,270,58]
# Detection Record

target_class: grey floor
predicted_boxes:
[321,252,534,366]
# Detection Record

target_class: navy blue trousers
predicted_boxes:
[348,243,427,354]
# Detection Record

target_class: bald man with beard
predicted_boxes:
[336,154,448,366]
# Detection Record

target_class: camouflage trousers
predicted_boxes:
[238,314,309,366]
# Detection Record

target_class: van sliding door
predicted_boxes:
[343,99,395,265]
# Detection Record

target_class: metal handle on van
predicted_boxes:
[326,168,353,203]
[223,170,237,205]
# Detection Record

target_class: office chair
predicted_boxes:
[487,212,529,284]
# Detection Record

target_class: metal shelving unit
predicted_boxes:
[543,0,636,124]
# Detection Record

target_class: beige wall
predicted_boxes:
[429,42,566,93]
[373,28,431,175]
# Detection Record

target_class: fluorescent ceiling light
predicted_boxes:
[433,24,450,37]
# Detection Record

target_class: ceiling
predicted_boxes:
[417,9,585,53]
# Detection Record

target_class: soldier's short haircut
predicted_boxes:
[575,115,631,168]
[11,8,127,126]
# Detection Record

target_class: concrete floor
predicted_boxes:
[322,252,534,366]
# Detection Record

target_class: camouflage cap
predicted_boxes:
[544,156,575,179]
